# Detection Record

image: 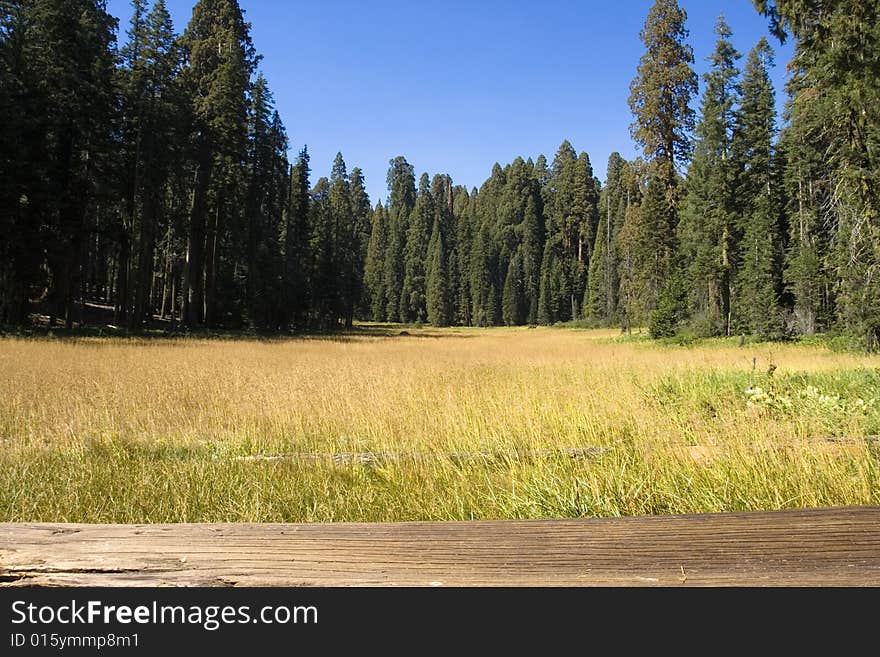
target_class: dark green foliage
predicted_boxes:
[330,153,357,327]
[383,156,416,322]
[121,0,184,331]
[244,75,288,330]
[426,216,451,327]
[584,210,609,321]
[637,174,673,319]
[588,153,629,323]
[629,0,698,198]
[502,249,526,326]
[537,142,599,322]
[1,0,878,350]
[282,148,311,329]
[309,176,335,327]
[364,203,388,322]
[677,16,741,337]
[6,0,119,329]
[731,39,784,339]
[350,168,372,318]
[521,195,543,324]
[649,258,688,338]
[756,0,880,348]
[401,173,433,323]
[0,2,43,324]
[470,223,498,327]
[452,189,475,326]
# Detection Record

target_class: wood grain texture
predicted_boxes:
[2,507,879,587]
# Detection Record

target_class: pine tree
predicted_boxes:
[452,188,475,326]
[242,76,288,330]
[401,173,433,323]
[733,38,783,338]
[780,81,835,336]
[773,1,879,345]
[309,176,336,327]
[24,0,118,329]
[282,147,311,329]
[521,193,543,324]
[383,156,416,322]
[539,141,599,322]
[627,0,697,329]
[585,210,608,321]
[0,2,44,324]
[244,74,277,329]
[364,202,388,322]
[350,167,372,318]
[128,0,182,331]
[629,0,698,201]
[263,110,289,329]
[756,0,880,347]
[618,174,671,331]
[470,223,496,326]
[677,16,741,336]
[330,153,357,327]
[180,0,257,328]
[426,215,451,326]
[592,153,629,322]
[502,249,526,326]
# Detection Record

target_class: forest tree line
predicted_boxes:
[1,0,878,347]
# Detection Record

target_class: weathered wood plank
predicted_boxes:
[1,507,879,587]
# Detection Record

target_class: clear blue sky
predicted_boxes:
[106,0,794,205]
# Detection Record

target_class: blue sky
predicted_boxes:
[106,0,794,205]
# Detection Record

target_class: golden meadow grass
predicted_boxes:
[1,326,879,522]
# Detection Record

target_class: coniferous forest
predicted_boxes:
[1,0,878,348]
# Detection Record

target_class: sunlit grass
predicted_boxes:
[1,326,878,522]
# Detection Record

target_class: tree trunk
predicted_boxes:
[183,144,212,328]
[721,224,730,336]
[116,227,130,325]
[205,186,223,328]
[132,192,156,332]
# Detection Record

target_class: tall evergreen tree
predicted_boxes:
[521,193,543,324]
[0,2,44,324]
[364,202,388,321]
[401,173,433,323]
[590,152,629,322]
[538,141,599,322]
[756,0,880,346]
[350,167,372,318]
[629,0,698,202]
[309,176,336,327]
[180,0,257,328]
[426,215,451,326]
[618,174,670,330]
[244,75,288,329]
[23,0,118,329]
[452,188,476,326]
[329,153,357,327]
[677,16,741,336]
[585,210,609,321]
[470,222,497,327]
[127,0,183,331]
[733,38,783,338]
[282,147,310,329]
[502,249,526,326]
[628,0,696,322]
[382,156,416,322]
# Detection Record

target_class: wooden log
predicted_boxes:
[1,507,879,587]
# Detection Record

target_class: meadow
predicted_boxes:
[1,326,879,523]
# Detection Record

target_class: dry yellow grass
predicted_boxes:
[1,327,879,522]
